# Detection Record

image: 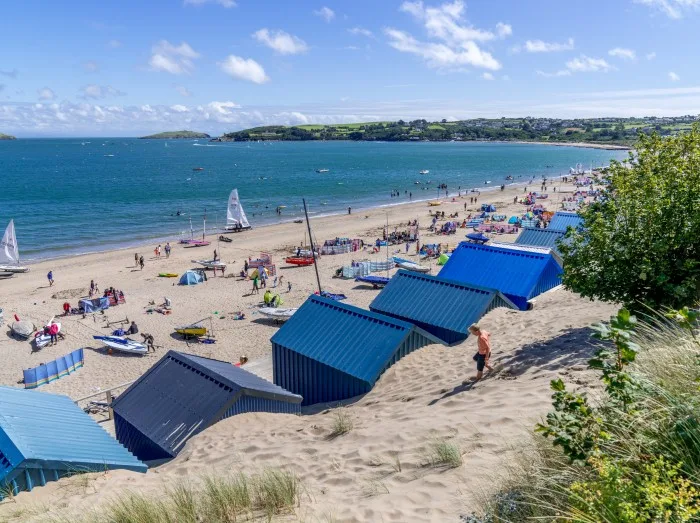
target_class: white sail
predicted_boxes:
[0,220,19,266]
[226,189,250,228]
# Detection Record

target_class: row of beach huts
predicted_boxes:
[0,212,582,498]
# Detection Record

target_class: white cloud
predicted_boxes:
[83,61,99,72]
[565,55,614,72]
[37,87,56,100]
[219,55,269,84]
[107,39,122,49]
[646,51,657,60]
[183,0,236,7]
[348,27,374,38]
[495,22,512,38]
[669,71,680,81]
[253,29,309,55]
[634,0,700,19]
[344,45,361,51]
[385,27,501,70]
[536,69,571,78]
[80,84,126,100]
[170,104,189,112]
[482,72,494,80]
[149,40,200,75]
[608,47,636,60]
[175,85,192,97]
[522,38,574,53]
[399,0,502,43]
[314,6,335,22]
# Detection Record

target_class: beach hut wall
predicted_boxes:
[23,348,84,389]
[548,211,584,231]
[271,295,440,406]
[369,271,517,345]
[112,351,301,462]
[0,386,145,498]
[438,242,563,310]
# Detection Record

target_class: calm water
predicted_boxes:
[0,139,626,261]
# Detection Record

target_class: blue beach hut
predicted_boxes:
[438,242,563,310]
[112,351,301,461]
[548,211,584,232]
[271,295,440,406]
[0,386,145,497]
[369,271,517,345]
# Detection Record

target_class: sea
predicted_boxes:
[0,139,627,261]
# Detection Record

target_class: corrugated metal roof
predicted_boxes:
[271,295,439,384]
[438,242,563,310]
[548,211,584,231]
[369,271,517,344]
[0,386,145,490]
[113,351,301,460]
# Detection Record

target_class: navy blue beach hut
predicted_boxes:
[0,386,145,497]
[112,351,302,461]
[369,270,517,345]
[438,242,563,310]
[271,295,440,406]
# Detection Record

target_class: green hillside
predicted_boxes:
[139,130,210,139]
[0,133,16,140]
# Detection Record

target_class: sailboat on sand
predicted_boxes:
[222,189,251,233]
[0,220,29,273]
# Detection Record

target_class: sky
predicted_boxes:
[1,0,700,136]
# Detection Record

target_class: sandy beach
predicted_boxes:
[0,179,617,522]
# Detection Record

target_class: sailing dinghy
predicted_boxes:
[0,220,29,273]
[392,257,430,273]
[258,307,297,322]
[192,259,226,270]
[222,189,251,233]
[93,335,148,355]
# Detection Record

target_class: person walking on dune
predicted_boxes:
[467,324,492,382]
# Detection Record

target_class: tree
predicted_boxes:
[559,125,700,309]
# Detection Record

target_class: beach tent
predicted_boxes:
[271,295,440,406]
[179,270,204,286]
[113,351,301,461]
[437,253,450,265]
[79,297,109,313]
[508,216,519,224]
[438,242,563,310]
[23,349,84,389]
[0,386,145,498]
[369,271,517,345]
[548,211,584,232]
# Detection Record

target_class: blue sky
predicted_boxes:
[1,0,699,136]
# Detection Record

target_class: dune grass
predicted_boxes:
[327,409,353,439]
[85,468,302,523]
[471,308,700,522]
[423,440,463,469]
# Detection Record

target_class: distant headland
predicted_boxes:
[0,133,17,140]
[139,130,210,139]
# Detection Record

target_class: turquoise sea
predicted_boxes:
[0,139,627,261]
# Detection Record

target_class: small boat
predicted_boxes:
[223,189,252,233]
[183,240,210,248]
[159,273,179,278]
[316,169,329,173]
[174,324,208,337]
[93,336,148,355]
[285,256,314,266]
[193,167,204,171]
[258,307,297,322]
[218,235,232,243]
[467,233,490,244]
[355,275,390,288]
[485,181,491,184]
[419,170,430,175]
[192,259,226,269]
[393,257,430,273]
[0,220,30,273]
[33,320,61,350]
[12,320,36,339]
[428,201,442,206]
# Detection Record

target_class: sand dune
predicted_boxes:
[0,180,615,521]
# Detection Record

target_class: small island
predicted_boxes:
[0,133,17,140]
[139,130,210,140]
